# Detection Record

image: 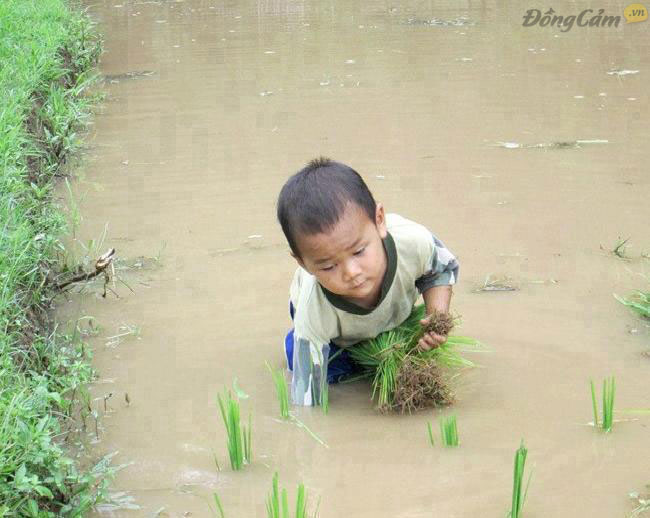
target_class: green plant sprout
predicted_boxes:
[509,440,532,518]
[439,415,459,447]
[615,290,650,319]
[212,492,226,518]
[216,390,252,470]
[266,361,290,419]
[266,472,309,518]
[590,376,616,432]
[427,421,435,446]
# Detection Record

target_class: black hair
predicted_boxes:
[276,157,377,258]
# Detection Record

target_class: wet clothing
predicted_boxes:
[285,213,459,406]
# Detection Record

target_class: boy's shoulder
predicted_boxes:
[386,212,435,262]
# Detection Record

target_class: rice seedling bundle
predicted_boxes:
[348,304,478,413]
[216,390,252,470]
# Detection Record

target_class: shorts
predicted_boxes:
[284,301,361,384]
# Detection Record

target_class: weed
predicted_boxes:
[439,415,459,447]
[0,0,109,510]
[613,237,631,258]
[216,390,252,470]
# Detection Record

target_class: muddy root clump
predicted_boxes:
[390,356,454,414]
[423,310,456,337]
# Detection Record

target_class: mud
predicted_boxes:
[56,0,650,515]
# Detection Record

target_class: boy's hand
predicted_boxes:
[417,317,447,351]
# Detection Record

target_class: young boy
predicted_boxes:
[276,157,459,406]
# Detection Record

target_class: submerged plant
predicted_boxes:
[439,415,459,447]
[266,472,308,518]
[266,362,290,419]
[216,390,252,470]
[349,304,479,412]
[590,376,616,432]
[509,440,532,518]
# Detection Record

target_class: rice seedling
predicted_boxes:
[590,376,616,432]
[266,472,309,518]
[439,415,459,447]
[216,390,252,470]
[427,421,435,446]
[348,304,480,412]
[615,290,650,319]
[266,361,290,419]
[509,440,532,518]
[213,492,226,518]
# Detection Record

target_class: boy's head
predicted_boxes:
[277,157,388,304]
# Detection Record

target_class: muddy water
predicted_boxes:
[57,0,649,515]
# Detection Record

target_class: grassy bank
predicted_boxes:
[0,0,109,514]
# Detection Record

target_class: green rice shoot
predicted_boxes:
[510,440,532,518]
[439,415,459,447]
[213,492,226,518]
[266,361,290,419]
[427,421,435,446]
[590,377,616,431]
[615,290,650,319]
[216,390,252,470]
[266,472,309,518]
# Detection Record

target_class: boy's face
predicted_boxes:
[292,202,388,306]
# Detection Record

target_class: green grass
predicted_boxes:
[590,377,616,432]
[509,440,532,518]
[266,361,290,419]
[0,0,112,513]
[427,421,435,446]
[439,415,459,447]
[349,304,479,410]
[216,390,252,470]
[266,472,309,518]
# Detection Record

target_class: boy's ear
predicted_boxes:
[375,202,388,238]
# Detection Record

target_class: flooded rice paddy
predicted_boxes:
[57,0,648,515]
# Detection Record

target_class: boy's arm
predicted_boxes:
[414,232,459,350]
